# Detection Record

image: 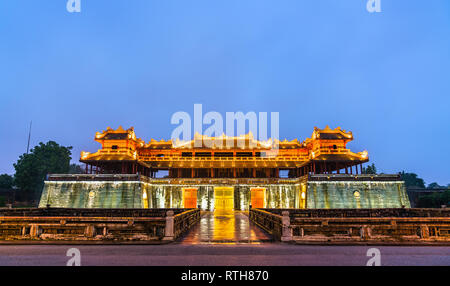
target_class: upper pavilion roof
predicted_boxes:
[80,125,369,167]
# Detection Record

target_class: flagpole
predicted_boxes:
[26,121,32,154]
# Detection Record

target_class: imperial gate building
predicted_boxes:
[39,126,411,210]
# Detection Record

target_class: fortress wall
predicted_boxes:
[39,175,410,210]
[306,181,410,209]
[39,181,144,208]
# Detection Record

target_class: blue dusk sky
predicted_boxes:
[0,1,449,185]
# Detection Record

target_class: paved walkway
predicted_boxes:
[1,245,449,266]
[179,210,272,244]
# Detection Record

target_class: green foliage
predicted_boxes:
[417,190,450,208]
[0,174,14,189]
[68,164,84,174]
[13,141,72,201]
[427,182,444,189]
[400,171,426,188]
[362,163,377,174]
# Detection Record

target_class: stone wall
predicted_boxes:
[307,181,410,209]
[39,174,411,210]
[39,181,144,208]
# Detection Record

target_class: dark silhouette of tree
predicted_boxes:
[362,163,377,174]
[400,171,425,188]
[68,164,85,174]
[427,182,444,189]
[0,174,14,189]
[417,190,450,208]
[14,141,72,201]
[0,174,14,207]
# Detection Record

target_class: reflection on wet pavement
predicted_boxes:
[180,210,272,244]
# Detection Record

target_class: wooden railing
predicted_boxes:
[137,155,310,162]
[147,177,299,185]
[173,209,201,240]
[0,208,200,243]
[259,208,450,218]
[249,209,285,241]
[250,208,450,244]
[0,208,192,218]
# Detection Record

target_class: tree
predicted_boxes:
[14,141,72,201]
[400,171,425,188]
[428,182,444,189]
[68,163,85,174]
[0,174,14,189]
[417,194,436,208]
[362,163,377,174]
[417,190,450,208]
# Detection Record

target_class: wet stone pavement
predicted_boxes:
[179,210,272,244]
[1,210,449,265]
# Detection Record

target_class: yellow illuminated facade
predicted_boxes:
[38,125,408,211]
[80,125,369,178]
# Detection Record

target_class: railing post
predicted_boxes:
[163,210,175,241]
[30,224,40,238]
[85,224,95,238]
[419,225,429,239]
[281,211,292,242]
[360,225,371,240]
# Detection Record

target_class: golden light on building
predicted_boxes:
[39,125,412,212]
[80,125,369,179]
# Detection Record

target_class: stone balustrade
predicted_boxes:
[250,208,450,244]
[0,208,200,243]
